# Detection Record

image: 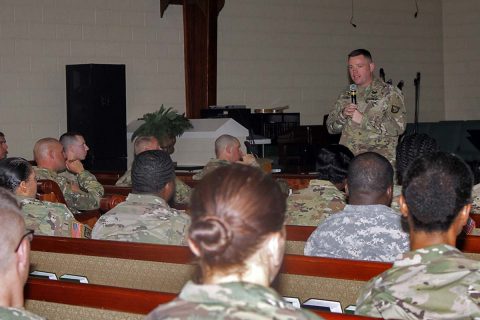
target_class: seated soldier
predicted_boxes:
[356,152,480,319]
[0,188,45,319]
[286,144,353,226]
[59,132,104,196]
[0,157,90,238]
[92,150,190,245]
[115,135,191,204]
[0,131,8,160]
[305,152,409,262]
[33,137,104,213]
[192,134,258,180]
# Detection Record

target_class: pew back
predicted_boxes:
[30,236,390,308]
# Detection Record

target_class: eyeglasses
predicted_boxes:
[14,229,34,253]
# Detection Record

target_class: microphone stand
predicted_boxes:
[414,72,421,134]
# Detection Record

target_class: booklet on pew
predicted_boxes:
[30,271,58,280]
[59,274,89,284]
[283,297,343,313]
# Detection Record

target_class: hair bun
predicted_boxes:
[189,216,232,257]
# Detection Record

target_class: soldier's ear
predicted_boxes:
[369,62,375,73]
[188,238,201,257]
[398,195,409,219]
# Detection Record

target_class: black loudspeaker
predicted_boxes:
[66,64,127,171]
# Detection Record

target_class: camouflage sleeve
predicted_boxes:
[192,160,226,180]
[115,169,131,186]
[173,178,191,205]
[354,277,383,318]
[361,87,406,137]
[326,90,350,134]
[63,171,104,211]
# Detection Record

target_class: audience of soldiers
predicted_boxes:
[0,157,91,238]
[3,126,480,319]
[115,135,192,204]
[305,152,409,262]
[92,150,190,245]
[33,137,104,213]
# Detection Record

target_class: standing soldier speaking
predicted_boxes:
[326,49,406,164]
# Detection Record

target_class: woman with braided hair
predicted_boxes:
[146,164,322,320]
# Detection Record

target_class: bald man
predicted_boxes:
[115,136,192,205]
[192,134,258,180]
[0,188,44,319]
[33,137,104,213]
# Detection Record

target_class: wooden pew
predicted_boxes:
[24,278,376,320]
[30,236,390,308]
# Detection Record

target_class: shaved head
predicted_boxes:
[134,136,160,155]
[33,138,66,171]
[0,188,24,272]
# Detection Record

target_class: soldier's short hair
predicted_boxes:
[134,136,158,155]
[316,144,354,184]
[347,152,393,196]
[59,132,83,150]
[131,150,175,194]
[396,133,438,185]
[0,187,24,271]
[348,48,373,61]
[0,131,4,137]
[189,164,286,273]
[214,135,239,158]
[402,152,473,232]
[0,157,33,192]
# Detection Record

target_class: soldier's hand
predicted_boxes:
[66,160,85,174]
[351,109,364,124]
[239,154,257,166]
[342,104,357,118]
[70,183,81,192]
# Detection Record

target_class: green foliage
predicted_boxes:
[131,105,192,142]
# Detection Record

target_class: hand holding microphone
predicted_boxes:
[342,84,363,124]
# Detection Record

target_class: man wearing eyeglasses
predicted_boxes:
[0,131,8,160]
[0,188,44,319]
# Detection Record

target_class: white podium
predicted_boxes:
[126,118,251,167]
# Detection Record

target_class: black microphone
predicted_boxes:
[349,84,357,104]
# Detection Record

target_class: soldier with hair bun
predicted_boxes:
[146,164,322,320]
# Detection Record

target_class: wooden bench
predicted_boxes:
[30,236,391,308]
[24,278,377,320]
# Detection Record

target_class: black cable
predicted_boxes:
[350,0,357,28]
[414,0,419,18]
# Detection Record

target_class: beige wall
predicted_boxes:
[218,0,444,125]
[443,0,480,120]
[0,0,185,159]
[0,0,476,160]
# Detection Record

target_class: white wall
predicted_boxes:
[218,0,445,125]
[0,0,185,159]
[2,0,477,160]
[443,0,480,120]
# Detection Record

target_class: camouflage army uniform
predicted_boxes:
[192,159,231,180]
[115,168,191,205]
[34,167,104,213]
[326,77,406,163]
[356,244,480,319]
[145,281,323,320]
[17,195,91,238]
[92,193,190,245]
[304,204,409,262]
[286,180,345,226]
[0,307,45,320]
[472,183,480,214]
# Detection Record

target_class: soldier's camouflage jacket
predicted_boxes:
[115,168,192,205]
[0,307,45,320]
[34,167,104,213]
[145,281,323,320]
[304,204,409,262]
[92,193,190,245]
[17,195,91,238]
[192,159,231,180]
[326,77,406,163]
[356,244,480,319]
[286,180,345,226]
